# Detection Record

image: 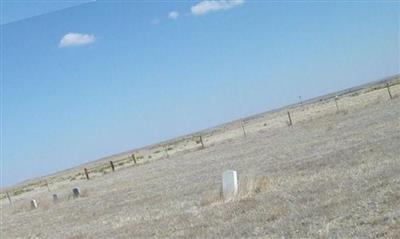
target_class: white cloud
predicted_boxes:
[59,33,95,48]
[191,0,244,16]
[168,11,179,20]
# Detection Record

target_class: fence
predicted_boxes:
[2,76,399,201]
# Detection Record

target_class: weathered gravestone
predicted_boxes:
[222,170,238,202]
[52,194,58,202]
[72,188,80,198]
[31,199,38,209]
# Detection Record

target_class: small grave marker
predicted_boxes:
[222,170,238,202]
[72,188,80,198]
[53,194,58,202]
[31,199,38,209]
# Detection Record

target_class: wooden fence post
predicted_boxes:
[44,180,50,192]
[241,121,247,137]
[199,135,205,149]
[164,147,169,158]
[386,83,393,100]
[110,161,115,172]
[131,154,137,164]
[287,110,293,126]
[6,192,12,205]
[84,168,90,180]
[335,96,340,112]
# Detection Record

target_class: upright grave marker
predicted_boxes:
[72,188,80,198]
[222,170,238,202]
[53,194,58,203]
[31,199,38,209]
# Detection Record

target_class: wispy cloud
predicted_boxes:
[168,11,179,20]
[59,33,95,48]
[191,0,244,16]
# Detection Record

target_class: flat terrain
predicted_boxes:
[1,80,400,238]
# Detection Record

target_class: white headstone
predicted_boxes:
[31,199,38,209]
[222,170,238,202]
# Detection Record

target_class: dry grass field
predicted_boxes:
[1,77,400,238]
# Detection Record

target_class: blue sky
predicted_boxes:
[1,0,91,24]
[1,1,399,187]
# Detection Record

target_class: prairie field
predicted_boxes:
[1,79,400,238]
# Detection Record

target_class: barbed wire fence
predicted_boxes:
[2,79,399,202]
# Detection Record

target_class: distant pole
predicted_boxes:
[386,83,393,100]
[334,96,340,112]
[199,135,205,149]
[240,121,247,137]
[287,110,293,126]
[299,96,303,105]
[164,147,169,158]
[6,192,12,205]
[131,154,137,164]
[84,168,90,180]
[45,180,50,192]
[110,161,115,172]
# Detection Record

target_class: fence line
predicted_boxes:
[2,79,399,198]
[74,80,398,182]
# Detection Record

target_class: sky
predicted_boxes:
[1,0,91,25]
[1,0,399,187]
